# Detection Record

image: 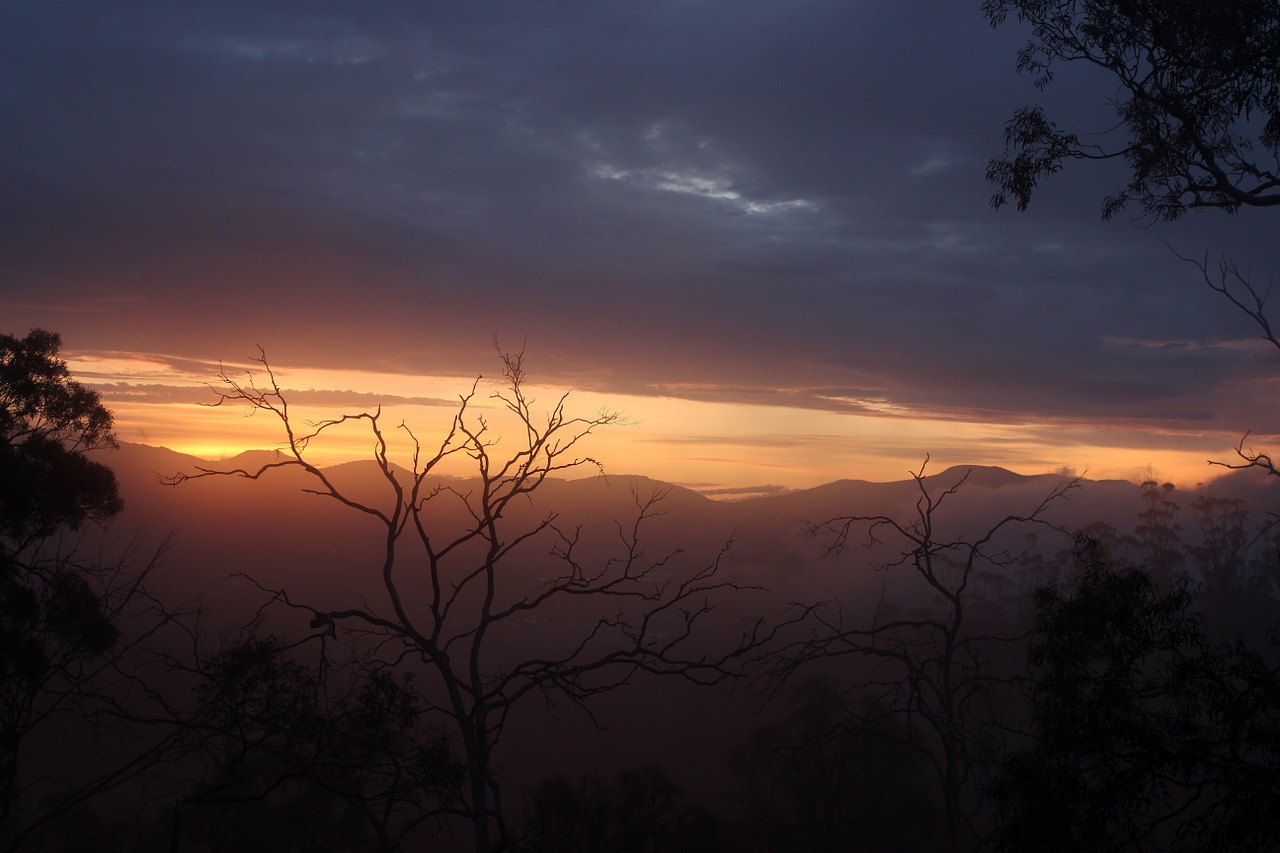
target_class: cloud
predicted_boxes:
[90,383,457,409]
[681,483,792,499]
[3,0,1278,486]
[909,154,952,177]
[214,34,382,66]
[593,164,817,215]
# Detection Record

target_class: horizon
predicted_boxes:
[75,348,1248,496]
[113,437,1197,496]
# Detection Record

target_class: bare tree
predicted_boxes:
[779,461,1076,853]
[169,350,778,852]
[1178,251,1280,353]
[1162,251,1280,480]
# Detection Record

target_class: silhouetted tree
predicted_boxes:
[986,2,1280,481]
[0,329,178,850]
[787,461,1076,853]
[1187,490,1280,641]
[520,766,723,853]
[992,534,1280,852]
[984,0,1280,220]
[173,635,462,852]
[731,676,940,853]
[1134,479,1183,586]
[170,350,778,852]
[1187,489,1253,589]
[0,329,120,545]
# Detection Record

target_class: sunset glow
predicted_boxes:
[6,1,1279,497]
[69,349,1259,493]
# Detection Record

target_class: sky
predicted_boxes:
[4,0,1279,494]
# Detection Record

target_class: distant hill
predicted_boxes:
[90,443,1280,595]
[96,442,1280,531]
[926,464,1038,489]
[216,448,290,471]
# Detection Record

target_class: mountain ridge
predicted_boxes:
[97,442,1280,527]
[103,441,1081,501]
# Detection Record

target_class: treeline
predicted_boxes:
[4,328,1280,852]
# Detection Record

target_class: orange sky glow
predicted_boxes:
[10,1,1280,502]
[69,349,1260,495]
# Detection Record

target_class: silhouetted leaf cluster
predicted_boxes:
[986,0,1280,219]
[179,636,464,852]
[521,766,723,853]
[0,329,120,543]
[993,535,1280,852]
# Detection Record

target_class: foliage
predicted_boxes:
[520,766,723,853]
[985,0,1280,220]
[1133,479,1183,585]
[731,676,939,853]
[0,329,177,851]
[177,636,462,852]
[0,328,120,544]
[0,327,124,695]
[992,535,1280,852]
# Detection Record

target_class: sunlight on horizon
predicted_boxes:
[69,349,1255,494]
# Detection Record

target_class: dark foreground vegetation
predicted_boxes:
[4,327,1280,852]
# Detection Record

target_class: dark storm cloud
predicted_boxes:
[3,0,1277,434]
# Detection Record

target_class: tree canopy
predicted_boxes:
[992,536,1280,851]
[985,0,1280,220]
[0,329,121,543]
[0,329,138,848]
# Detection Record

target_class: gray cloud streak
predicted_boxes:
[3,0,1277,442]
[91,383,456,409]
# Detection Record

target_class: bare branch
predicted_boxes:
[166,349,777,852]
[787,458,1077,852]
